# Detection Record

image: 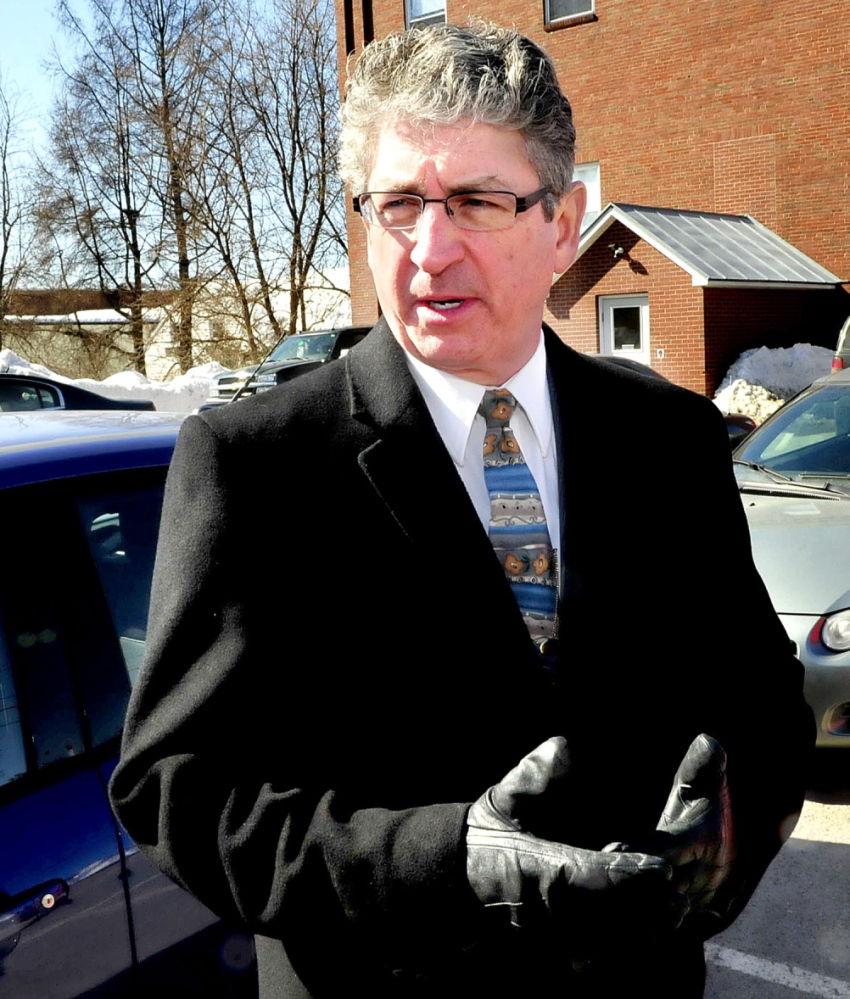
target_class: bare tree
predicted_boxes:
[186,15,280,362]
[38,0,218,374]
[37,0,348,376]
[0,76,32,343]
[185,0,348,355]
[125,0,219,372]
[36,30,157,373]
[238,0,347,337]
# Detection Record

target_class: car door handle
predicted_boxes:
[0,880,70,942]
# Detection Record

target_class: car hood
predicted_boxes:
[257,357,318,375]
[214,365,258,382]
[742,493,850,614]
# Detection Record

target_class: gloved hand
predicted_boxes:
[465,737,684,951]
[639,733,735,931]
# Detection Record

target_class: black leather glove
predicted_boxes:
[466,738,683,951]
[624,733,735,934]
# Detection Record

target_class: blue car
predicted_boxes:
[0,410,257,996]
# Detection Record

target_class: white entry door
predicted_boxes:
[599,294,650,365]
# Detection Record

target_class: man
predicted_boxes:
[111,23,813,997]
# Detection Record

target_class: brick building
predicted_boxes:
[335,0,850,395]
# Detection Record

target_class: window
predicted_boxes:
[77,478,166,692]
[0,637,27,787]
[405,0,445,28]
[0,379,61,411]
[545,0,594,26]
[574,162,601,232]
[599,294,650,365]
[0,468,166,788]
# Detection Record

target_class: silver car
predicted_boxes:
[734,369,850,747]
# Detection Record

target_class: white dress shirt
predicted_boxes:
[406,332,560,555]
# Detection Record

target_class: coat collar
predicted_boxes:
[345,317,427,435]
[344,318,486,547]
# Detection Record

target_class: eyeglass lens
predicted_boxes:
[362,192,520,231]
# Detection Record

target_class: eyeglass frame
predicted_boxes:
[352,188,551,231]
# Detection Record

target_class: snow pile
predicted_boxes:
[0,349,66,381]
[713,380,785,424]
[0,348,225,413]
[74,363,227,413]
[714,344,833,423]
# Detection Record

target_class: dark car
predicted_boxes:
[204,326,371,406]
[0,410,256,997]
[0,373,155,412]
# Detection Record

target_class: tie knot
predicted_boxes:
[479,389,518,426]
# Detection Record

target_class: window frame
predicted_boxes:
[544,0,596,30]
[404,0,446,29]
[598,293,650,364]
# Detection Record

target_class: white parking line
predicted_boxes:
[706,944,850,997]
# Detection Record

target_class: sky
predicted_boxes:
[0,0,73,152]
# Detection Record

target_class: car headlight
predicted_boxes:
[814,609,850,652]
[253,373,278,386]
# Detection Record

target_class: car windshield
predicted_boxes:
[268,333,335,363]
[735,383,850,495]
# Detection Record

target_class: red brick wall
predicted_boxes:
[547,222,710,393]
[528,0,849,282]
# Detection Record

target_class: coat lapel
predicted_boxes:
[542,326,605,584]
[345,320,531,637]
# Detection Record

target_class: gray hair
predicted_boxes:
[339,22,576,219]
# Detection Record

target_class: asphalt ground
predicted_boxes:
[705,751,850,998]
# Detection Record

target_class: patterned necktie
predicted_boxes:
[479,389,558,648]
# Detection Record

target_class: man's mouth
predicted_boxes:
[425,300,464,311]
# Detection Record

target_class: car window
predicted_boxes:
[76,480,165,689]
[335,329,368,357]
[742,386,850,471]
[0,469,166,790]
[0,492,90,773]
[269,333,335,363]
[0,633,27,787]
[0,380,62,412]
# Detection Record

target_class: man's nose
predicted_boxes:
[408,201,466,272]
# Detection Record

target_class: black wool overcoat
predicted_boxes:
[110,320,813,997]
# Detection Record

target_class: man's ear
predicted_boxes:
[552,181,587,276]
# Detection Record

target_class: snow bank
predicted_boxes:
[714,343,833,423]
[0,348,226,413]
[0,349,66,381]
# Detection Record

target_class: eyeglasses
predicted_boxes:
[353,188,550,232]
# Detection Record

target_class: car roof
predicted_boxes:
[0,410,185,489]
[814,368,850,386]
[289,325,371,337]
[0,371,153,409]
[0,372,68,386]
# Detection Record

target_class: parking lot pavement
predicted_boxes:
[705,753,850,998]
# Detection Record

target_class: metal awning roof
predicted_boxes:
[574,203,844,289]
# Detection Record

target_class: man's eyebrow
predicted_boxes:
[447,176,506,192]
[365,176,511,194]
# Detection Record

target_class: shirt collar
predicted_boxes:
[405,331,552,466]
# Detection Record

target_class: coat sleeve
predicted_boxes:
[109,414,485,990]
[670,395,815,938]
